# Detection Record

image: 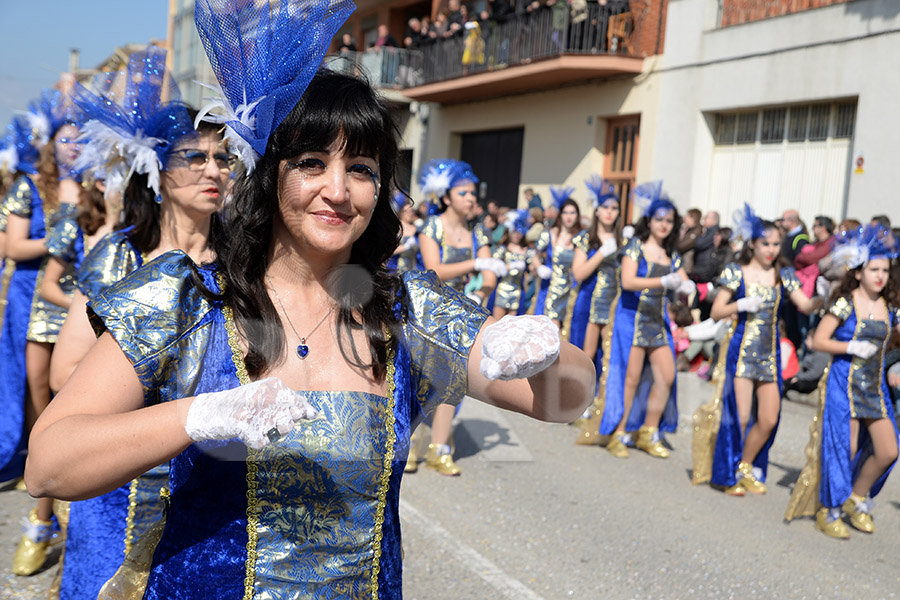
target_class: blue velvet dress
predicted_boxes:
[87,253,489,599]
[786,296,900,520]
[703,264,802,488]
[0,176,44,481]
[58,229,168,600]
[595,237,681,436]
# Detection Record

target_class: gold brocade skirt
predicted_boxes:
[690,324,734,485]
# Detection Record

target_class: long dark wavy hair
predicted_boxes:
[587,199,621,250]
[208,69,404,379]
[829,258,900,308]
[115,108,221,255]
[76,177,107,237]
[633,205,682,258]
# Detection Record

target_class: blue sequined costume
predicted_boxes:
[27,202,78,344]
[563,232,619,348]
[786,297,900,519]
[420,215,490,294]
[386,233,423,275]
[595,237,680,436]
[87,253,488,599]
[491,244,532,312]
[529,229,552,316]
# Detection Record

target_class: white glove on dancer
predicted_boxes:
[621,225,635,240]
[846,340,879,359]
[475,257,508,278]
[815,276,831,299]
[184,378,318,449]
[659,272,684,290]
[677,279,697,297]
[599,237,618,258]
[402,237,418,251]
[736,296,763,313]
[480,315,561,380]
[536,264,553,280]
[507,260,526,272]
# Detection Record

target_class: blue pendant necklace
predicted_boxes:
[266,275,335,360]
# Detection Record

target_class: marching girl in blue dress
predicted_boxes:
[492,209,533,318]
[386,192,422,275]
[786,225,900,539]
[532,187,582,334]
[565,175,620,357]
[691,205,822,494]
[580,182,694,456]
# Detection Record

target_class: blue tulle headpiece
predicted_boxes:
[1,116,42,175]
[418,158,478,198]
[72,47,195,198]
[831,224,899,269]
[633,180,673,218]
[504,208,531,236]
[193,0,355,174]
[731,203,766,241]
[550,185,575,210]
[27,89,82,140]
[585,174,618,208]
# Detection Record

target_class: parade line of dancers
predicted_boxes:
[0,0,897,598]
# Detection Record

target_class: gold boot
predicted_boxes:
[404,452,419,473]
[425,444,460,476]
[12,508,57,576]
[723,482,746,496]
[842,494,874,534]
[606,433,629,458]
[737,462,767,495]
[635,426,669,458]
[574,401,604,446]
[815,507,850,539]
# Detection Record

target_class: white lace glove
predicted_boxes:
[507,260,526,272]
[184,378,318,449]
[846,340,879,359]
[621,225,635,240]
[536,264,552,280]
[677,279,696,297]
[599,237,618,258]
[480,315,561,380]
[815,275,830,299]
[660,272,684,290]
[475,257,508,277]
[736,296,763,313]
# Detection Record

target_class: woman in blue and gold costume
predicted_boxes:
[578,182,693,456]
[44,47,232,600]
[691,205,821,495]
[25,3,595,597]
[786,225,900,539]
[386,191,421,275]
[531,187,582,333]
[416,158,505,475]
[492,209,533,318]
[565,175,620,357]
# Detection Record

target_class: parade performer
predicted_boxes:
[25,4,595,598]
[576,181,692,456]
[492,209,532,318]
[786,225,900,539]
[44,47,232,599]
[692,204,822,494]
[532,187,581,332]
[565,175,619,356]
[416,158,505,475]
[386,191,421,275]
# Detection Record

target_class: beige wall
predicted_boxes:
[404,66,662,214]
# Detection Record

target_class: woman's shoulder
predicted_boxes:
[622,235,642,260]
[46,215,80,259]
[572,230,589,251]
[421,215,442,241]
[4,175,36,216]
[76,227,142,299]
[827,294,854,321]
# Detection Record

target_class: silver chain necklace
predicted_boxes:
[266,274,335,360]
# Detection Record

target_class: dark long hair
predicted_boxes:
[76,178,107,236]
[829,259,900,308]
[210,69,404,379]
[587,200,621,250]
[553,199,581,236]
[115,108,222,255]
[633,206,682,258]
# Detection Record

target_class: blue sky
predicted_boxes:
[0,0,170,126]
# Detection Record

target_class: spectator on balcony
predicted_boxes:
[338,33,357,52]
[433,12,452,39]
[373,24,400,49]
[448,0,466,32]
[404,18,424,49]
[488,0,515,21]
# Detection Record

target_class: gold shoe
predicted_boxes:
[12,509,55,576]
[737,462,767,495]
[635,426,669,458]
[842,496,874,533]
[606,434,629,458]
[723,482,746,496]
[574,402,604,446]
[404,453,419,473]
[815,507,850,540]
[15,478,27,492]
[425,444,460,476]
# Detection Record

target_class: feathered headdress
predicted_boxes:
[585,174,618,208]
[632,180,673,219]
[503,208,531,236]
[193,0,355,174]
[830,224,899,270]
[418,159,479,199]
[0,131,16,175]
[2,115,42,175]
[72,47,195,198]
[549,185,575,210]
[732,202,766,241]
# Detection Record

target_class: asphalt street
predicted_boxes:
[1,374,899,599]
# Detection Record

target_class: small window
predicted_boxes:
[808,104,830,141]
[788,106,808,141]
[760,108,786,144]
[833,103,856,139]
[736,112,758,144]
[715,114,736,145]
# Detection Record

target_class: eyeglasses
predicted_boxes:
[169,149,236,172]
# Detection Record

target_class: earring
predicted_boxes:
[154,193,162,204]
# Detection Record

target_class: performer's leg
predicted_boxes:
[617,346,646,433]
[644,345,674,429]
[583,323,601,362]
[741,381,779,464]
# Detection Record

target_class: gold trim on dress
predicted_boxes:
[575,289,621,445]
[785,364,830,521]
[123,478,139,554]
[690,322,735,484]
[560,280,580,341]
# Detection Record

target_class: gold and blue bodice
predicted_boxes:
[827,296,899,420]
[421,215,490,293]
[492,244,531,310]
[620,237,682,348]
[544,234,579,320]
[718,263,801,382]
[390,234,420,275]
[89,254,489,599]
[75,227,144,301]
[590,246,620,325]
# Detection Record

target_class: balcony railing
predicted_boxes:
[327,2,648,91]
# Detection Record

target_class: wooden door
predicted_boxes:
[603,115,640,222]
